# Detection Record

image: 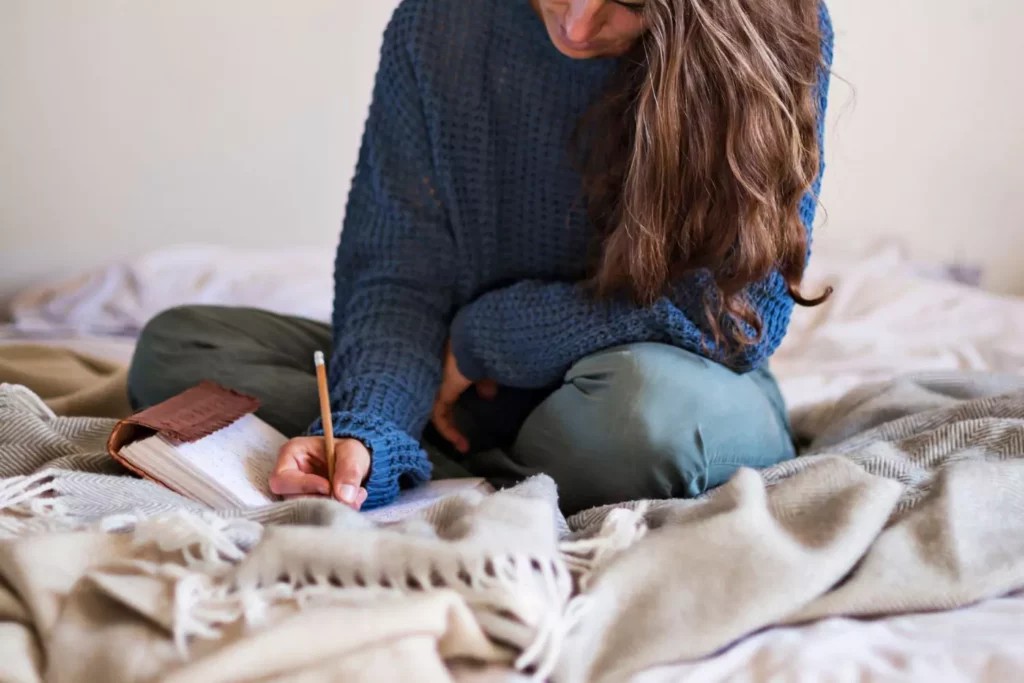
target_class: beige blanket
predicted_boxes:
[1,373,1023,682]
[0,344,131,419]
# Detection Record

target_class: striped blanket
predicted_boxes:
[1,372,1024,682]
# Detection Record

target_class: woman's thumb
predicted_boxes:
[333,440,370,505]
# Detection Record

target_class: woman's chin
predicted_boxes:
[556,45,604,59]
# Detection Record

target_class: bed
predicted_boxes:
[2,242,1023,682]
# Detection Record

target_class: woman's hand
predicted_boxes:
[431,343,497,453]
[269,436,370,510]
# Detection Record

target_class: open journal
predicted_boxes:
[106,382,492,521]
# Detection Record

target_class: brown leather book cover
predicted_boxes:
[107,381,261,485]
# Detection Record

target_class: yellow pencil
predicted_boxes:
[313,351,336,486]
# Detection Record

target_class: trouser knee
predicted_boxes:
[513,344,794,514]
[127,306,208,410]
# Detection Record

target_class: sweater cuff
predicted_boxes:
[450,306,488,382]
[306,411,432,510]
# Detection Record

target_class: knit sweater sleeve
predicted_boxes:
[451,5,835,390]
[306,5,453,509]
[450,271,793,388]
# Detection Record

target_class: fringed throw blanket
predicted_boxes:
[2,373,1024,683]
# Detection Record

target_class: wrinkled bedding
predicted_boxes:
[6,242,1021,408]
[772,245,1024,411]
[2,373,1024,682]
[7,244,334,337]
[2,243,1024,682]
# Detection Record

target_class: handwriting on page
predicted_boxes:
[173,414,287,507]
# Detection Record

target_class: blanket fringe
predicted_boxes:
[172,572,241,655]
[0,471,58,511]
[0,470,74,539]
[135,505,650,679]
[237,553,570,680]
[132,510,262,573]
[0,465,605,681]
[557,503,649,658]
[138,510,574,680]
[560,503,648,592]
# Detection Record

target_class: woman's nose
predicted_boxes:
[564,0,604,43]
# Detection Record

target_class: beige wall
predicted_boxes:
[0,0,395,304]
[815,0,1024,293]
[2,0,1022,303]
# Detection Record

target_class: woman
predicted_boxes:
[128,0,833,515]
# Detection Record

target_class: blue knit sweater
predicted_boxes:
[309,0,834,509]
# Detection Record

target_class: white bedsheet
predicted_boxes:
[637,591,1024,683]
[772,244,1024,411]
[8,243,334,336]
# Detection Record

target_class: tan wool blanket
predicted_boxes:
[0,344,131,419]
[1,372,1023,682]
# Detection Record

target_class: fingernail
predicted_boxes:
[317,480,330,496]
[339,484,358,504]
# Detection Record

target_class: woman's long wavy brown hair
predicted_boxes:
[575,0,831,359]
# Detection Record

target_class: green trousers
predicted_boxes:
[127,306,795,514]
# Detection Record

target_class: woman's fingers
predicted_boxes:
[278,437,327,470]
[272,470,331,496]
[331,439,371,508]
[432,378,495,452]
[430,341,489,453]
[270,437,331,496]
[438,360,472,407]
[270,437,372,510]
[431,401,469,453]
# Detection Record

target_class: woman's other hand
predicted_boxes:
[269,436,370,510]
[431,343,497,453]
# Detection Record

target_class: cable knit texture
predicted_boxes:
[309,0,834,509]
